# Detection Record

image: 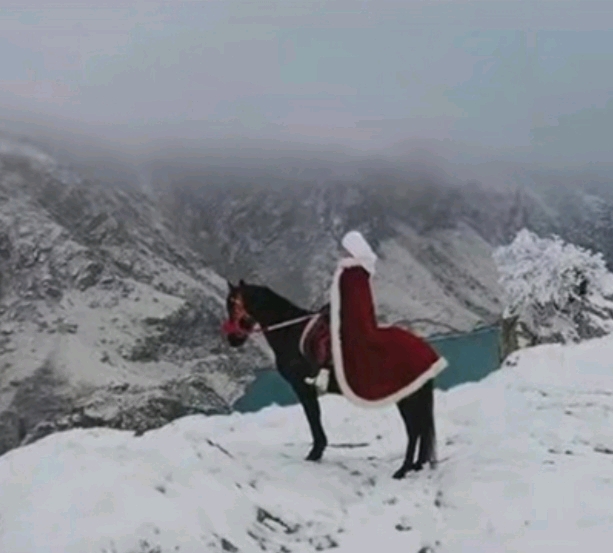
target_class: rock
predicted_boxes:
[0,411,24,456]
[11,376,233,453]
[75,260,104,290]
[0,231,12,260]
[5,364,73,445]
[57,321,78,334]
[21,420,57,446]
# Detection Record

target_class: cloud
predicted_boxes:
[530,97,613,163]
[0,1,612,160]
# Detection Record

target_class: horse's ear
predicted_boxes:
[239,279,246,288]
[227,280,235,292]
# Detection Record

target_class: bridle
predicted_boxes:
[221,291,314,338]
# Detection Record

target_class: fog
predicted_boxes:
[1,0,612,173]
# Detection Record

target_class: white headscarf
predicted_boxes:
[341,230,377,275]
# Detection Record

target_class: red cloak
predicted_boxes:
[330,259,448,407]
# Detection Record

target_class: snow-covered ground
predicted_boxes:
[2,336,613,553]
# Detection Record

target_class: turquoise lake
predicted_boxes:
[233,325,502,413]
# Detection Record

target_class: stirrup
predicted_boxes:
[304,368,330,395]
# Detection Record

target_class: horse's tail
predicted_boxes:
[422,378,437,469]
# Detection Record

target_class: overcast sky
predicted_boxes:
[0,1,612,163]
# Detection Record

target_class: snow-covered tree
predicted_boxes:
[493,229,613,345]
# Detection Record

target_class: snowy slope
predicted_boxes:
[0,139,270,456]
[374,222,502,333]
[159,172,507,335]
[1,336,613,552]
[152,153,613,338]
[0,134,506,460]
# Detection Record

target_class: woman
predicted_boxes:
[312,230,447,407]
[304,231,378,393]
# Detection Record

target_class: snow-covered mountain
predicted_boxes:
[148,151,613,338]
[0,139,269,457]
[150,155,510,336]
[2,131,613,459]
[1,333,612,552]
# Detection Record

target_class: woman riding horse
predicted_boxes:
[223,230,448,478]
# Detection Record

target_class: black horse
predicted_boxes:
[224,279,437,479]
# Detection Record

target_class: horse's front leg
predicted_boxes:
[290,377,328,461]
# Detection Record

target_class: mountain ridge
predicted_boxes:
[2,132,613,457]
[0,139,269,456]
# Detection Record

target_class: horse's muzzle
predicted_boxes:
[226,333,248,347]
[221,319,249,347]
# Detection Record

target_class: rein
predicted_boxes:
[221,313,315,337]
[251,314,315,334]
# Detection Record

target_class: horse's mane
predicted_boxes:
[243,283,312,317]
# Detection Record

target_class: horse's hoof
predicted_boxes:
[306,447,325,462]
[393,462,425,479]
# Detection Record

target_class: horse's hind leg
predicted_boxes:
[393,380,437,478]
[393,394,419,479]
[415,379,437,470]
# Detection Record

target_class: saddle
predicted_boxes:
[299,304,334,394]
[299,303,332,370]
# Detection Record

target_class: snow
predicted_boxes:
[494,228,612,317]
[375,223,502,334]
[2,336,613,552]
[494,229,613,343]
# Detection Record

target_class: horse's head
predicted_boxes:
[222,279,257,347]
